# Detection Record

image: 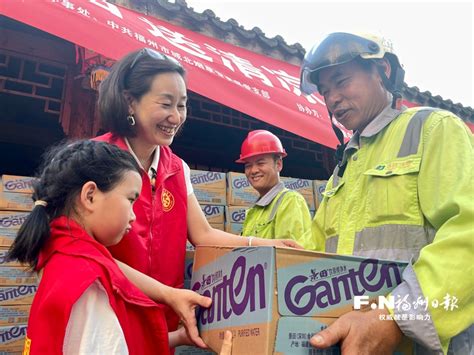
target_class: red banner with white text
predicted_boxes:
[0,0,354,148]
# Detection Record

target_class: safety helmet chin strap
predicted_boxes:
[330,112,348,178]
[375,63,405,110]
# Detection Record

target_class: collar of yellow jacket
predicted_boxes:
[255,181,285,207]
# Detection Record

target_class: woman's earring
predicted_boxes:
[127,114,136,126]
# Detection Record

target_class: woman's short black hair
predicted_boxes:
[98,48,186,137]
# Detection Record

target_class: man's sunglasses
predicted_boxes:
[129,48,182,70]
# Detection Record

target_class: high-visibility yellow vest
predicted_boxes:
[313,107,473,354]
[242,187,315,250]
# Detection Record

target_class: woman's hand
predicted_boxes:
[164,288,212,348]
[253,237,304,249]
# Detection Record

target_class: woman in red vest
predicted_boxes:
[94,48,301,345]
[7,140,203,354]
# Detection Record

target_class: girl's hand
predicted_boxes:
[168,326,195,348]
[219,330,233,355]
[165,288,212,348]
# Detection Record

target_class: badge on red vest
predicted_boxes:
[161,188,175,212]
[23,336,32,354]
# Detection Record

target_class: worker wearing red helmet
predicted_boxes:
[236,130,315,250]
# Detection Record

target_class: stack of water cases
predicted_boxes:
[312,180,328,213]
[280,176,316,217]
[225,172,258,235]
[0,175,38,354]
[177,170,224,354]
[190,169,227,233]
[175,170,224,353]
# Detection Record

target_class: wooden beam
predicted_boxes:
[0,28,75,65]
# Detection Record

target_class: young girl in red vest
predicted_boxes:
[94,49,302,346]
[8,140,181,354]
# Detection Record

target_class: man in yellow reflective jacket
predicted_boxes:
[236,130,315,250]
[300,32,473,354]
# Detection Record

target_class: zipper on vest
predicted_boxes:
[150,168,157,194]
[149,168,157,274]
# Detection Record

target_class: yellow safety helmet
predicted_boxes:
[300,32,404,100]
[300,33,405,176]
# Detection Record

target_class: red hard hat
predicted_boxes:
[236,130,287,163]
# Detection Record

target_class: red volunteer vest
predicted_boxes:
[26,217,169,355]
[94,133,188,331]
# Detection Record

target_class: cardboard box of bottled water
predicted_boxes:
[191,246,411,354]
[0,267,37,286]
[0,305,30,326]
[226,172,258,206]
[0,286,37,306]
[313,180,327,210]
[0,248,25,268]
[1,175,35,194]
[0,191,33,212]
[224,206,248,235]
[225,206,248,224]
[0,323,27,352]
[190,170,226,206]
[0,211,29,247]
[224,222,244,235]
[200,204,225,224]
[210,223,224,231]
[281,177,315,210]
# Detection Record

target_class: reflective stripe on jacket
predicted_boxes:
[312,107,474,354]
[242,182,315,250]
